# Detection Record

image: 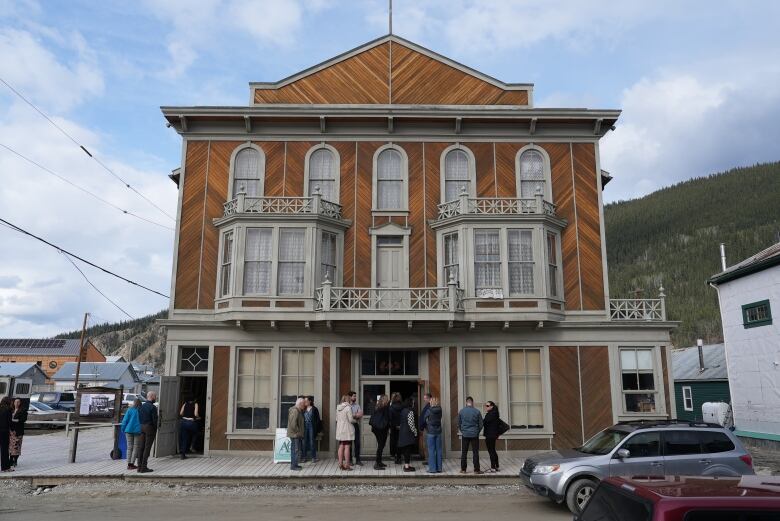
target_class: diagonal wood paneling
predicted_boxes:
[174,141,209,309]
[425,143,449,286]
[354,142,382,287]
[471,142,495,197]
[429,348,441,400]
[322,346,330,451]
[209,346,229,450]
[494,143,524,198]
[283,141,314,197]
[546,143,581,310]
[400,142,425,287]
[660,347,671,417]
[449,346,460,450]
[579,346,613,439]
[572,143,605,310]
[331,142,356,286]
[261,141,285,197]
[339,348,351,398]
[550,346,583,449]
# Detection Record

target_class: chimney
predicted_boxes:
[720,243,727,272]
[697,338,705,372]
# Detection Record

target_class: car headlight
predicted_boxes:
[532,464,561,475]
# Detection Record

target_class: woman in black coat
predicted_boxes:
[388,392,404,464]
[483,401,501,472]
[397,397,418,472]
[0,396,12,472]
[368,394,390,470]
[9,398,27,468]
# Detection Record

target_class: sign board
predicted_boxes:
[79,393,115,418]
[273,428,291,463]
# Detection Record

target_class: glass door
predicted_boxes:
[360,381,389,454]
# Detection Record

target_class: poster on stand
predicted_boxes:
[273,428,291,463]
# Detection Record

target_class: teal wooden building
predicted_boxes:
[672,343,730,421]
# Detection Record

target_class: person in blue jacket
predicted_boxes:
[458,396,483,474]
[120,399,142,470]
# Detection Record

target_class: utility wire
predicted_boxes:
[0,217,169,299]
[0,143,174,231]
[61,251,135,320]
[0,77,176,222]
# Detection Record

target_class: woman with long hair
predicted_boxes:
[397,397,418,472]
[9,398,27,468]
[388,392,403,464]
[335,394,355,471]
[483,400,501,472]
[369,394,390,469]
[425,397,443,473]
[178,394,199,459]
[0,396,12,472]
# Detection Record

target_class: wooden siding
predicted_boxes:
[0,343,105,380]
[339,348,351,398]
[661,347,672,417]
[209,346,229,450]
[399,142,425,287]
[449,346,460,451]
[579,346,613,439]
[353,143,383,287]
[572,143,605,310]
[429,348,441,400]
[284,141,314,197]
[322,346,331,451]
[253,41,528,106]
[425,143,449,285]
[550,346,583,449]
[494,143,524,198]
[334,142,356,286]
[199,142,231,308]
[675,381,730,421]
[263,142,285,197]
[472,142,495,198]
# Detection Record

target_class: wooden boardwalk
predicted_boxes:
[3,427,531,484]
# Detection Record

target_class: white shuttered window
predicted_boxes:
[278,229,306,295]
[308,148,337,202]
[243,228,272,294]
[376,149,404,209]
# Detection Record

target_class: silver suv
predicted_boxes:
[519,421,754,515]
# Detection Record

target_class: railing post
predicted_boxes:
[237,186,246,213]
[448,274,458,311]
[459,188,469,215]
[659,285,666,321]
[312,186,322,214]
[322,276,331,311]
[535,186,544,214]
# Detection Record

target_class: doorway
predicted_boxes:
[360,379,422,456]
[179,376,207,454]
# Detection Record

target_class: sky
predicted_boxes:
[1,0,779,337]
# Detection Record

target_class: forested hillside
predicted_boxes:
[605,161,780,346]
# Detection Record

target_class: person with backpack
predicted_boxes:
[483,400,509,473]
[369,394,390,470]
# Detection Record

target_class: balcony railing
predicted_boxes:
[316,281,465,312]
[609,287,667,321]
[437,190,556,220]
[223,189,343,220]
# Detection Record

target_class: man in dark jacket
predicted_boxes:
[457,396,483,474]
[418,392,431,461]
[137,391,158,473]
[389,394,404,464]
[302,396,322,463]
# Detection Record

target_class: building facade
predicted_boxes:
[0,338,105,381]
[159,35,675,457]
[709,242,780,448]
[671,343,730,422]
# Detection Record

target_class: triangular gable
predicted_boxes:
[252,35,531,106]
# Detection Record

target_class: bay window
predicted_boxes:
[508,229,534,296]
[320,231,337,283]
[474,229,501,298]
[443,232,459,284]
[277,228,306,295]
[546,232,559,298]
[620,347,657,413]
[220,231,234,297]
[243,228,272,294]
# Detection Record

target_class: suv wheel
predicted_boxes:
[566,477,598,514]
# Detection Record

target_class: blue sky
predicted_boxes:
[1,0,779,336]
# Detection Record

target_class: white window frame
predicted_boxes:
[218,230,235,297]
[303,143,340,203]
[317,229,341,286]
[278,348,317,427]
[242,227,273,296]
[682,386,694,412]
[545,231,563,299]
[369,222,411,288]
[507,229,535,297]
[227,143,265,199]
[440,144,477,203]
[617,346,661,415]
[233,347,274,431]
[372,144,409,212]
[515,144,552,202]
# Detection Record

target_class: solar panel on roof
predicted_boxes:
[0,338,67,349]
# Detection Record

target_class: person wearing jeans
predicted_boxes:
[178,396,199,459]
[348,391,363,465]
[425,398,443,473]
[457,396,483,474]
[120,399,143,470]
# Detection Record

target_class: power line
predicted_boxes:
[0,77,176,222]
[0,143,174,231]
[61,251,134,320]
[0,216,170,299]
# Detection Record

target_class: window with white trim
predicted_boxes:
[232,147,263,198]
[220,231,234,297]
[278,228,306,295]
[444,149,470,202]
[376,149,404,210]
[235,348,272,430]
[474,229,502,298]
[620,347,657,413]
[682,386,693,412]
[464,348,498,410]
[320,231,337,283]
[308,148,337,203]
[508,229,534,296]
[279,348,315,428]
[443,232,459,284]
[508,348,544,429]
[546,232,559,298]
[243,228,272,294]
[518,149,546,199]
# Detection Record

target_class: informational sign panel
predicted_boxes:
[273,428,291,463]
[79,393,115,418]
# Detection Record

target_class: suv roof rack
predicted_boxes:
[617,419,723,429]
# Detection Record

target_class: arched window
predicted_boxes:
[376,148,404,210]
[443,149,471,202]
[232,147,263,198]
[518,149,547,199]
[307,147,337,202]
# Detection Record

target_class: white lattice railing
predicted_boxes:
[316,284,465,312]
[609,288,667,321]
[436,193,556,220]
[223,191,343,219]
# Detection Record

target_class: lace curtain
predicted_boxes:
[233,148,262,197]
[474,229,501,296]
[278,228,305,295]
[444,232,459,284]
[320,232,337,282]
[377,149,403,209]
[444,149,470,202]
[308,148,337,202]
[519,149,545,198]
[508,229,534,295]
[220,231,234,297]
[243,228,272,294]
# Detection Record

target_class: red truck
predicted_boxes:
[575,475,780,521]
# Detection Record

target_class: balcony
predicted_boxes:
[316,282,465,312]
[436,191,556,221]
[222,190,344,220]
[609,287,667,321]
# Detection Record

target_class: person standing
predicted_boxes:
[9,398,27,468]
[425,397,443,473]
[137,391,158,473]
[482,401,501,472]
[179,395,199,459]
[120,398,142,470]
[348,391,363,465]
[287,397,305,471]
[397,397,418,472]
[0,397,12,472]
[369,394,390,470]
[302,396,322,463]
[457,396,483,474]
[419,392,431,461]
[335,395,354,471]
[389,392,403,464]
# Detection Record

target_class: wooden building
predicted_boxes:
[672,342,730,422]
[157,35,675,458]
[0,338,105,381]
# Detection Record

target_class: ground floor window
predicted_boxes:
[464,348,499,410]
[235,349,272,430]
[620,347,657,413]
[279,348,315,428]
[508,348,544,429]
[682,386,693,411]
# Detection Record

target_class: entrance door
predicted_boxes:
[376,239,403,309]
[179,376,208,454]
[360,382,388,454]
[155,376,180,457]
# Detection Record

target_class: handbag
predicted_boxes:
[497,419,510,437]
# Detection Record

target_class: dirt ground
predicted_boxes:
[0,481,572,520]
